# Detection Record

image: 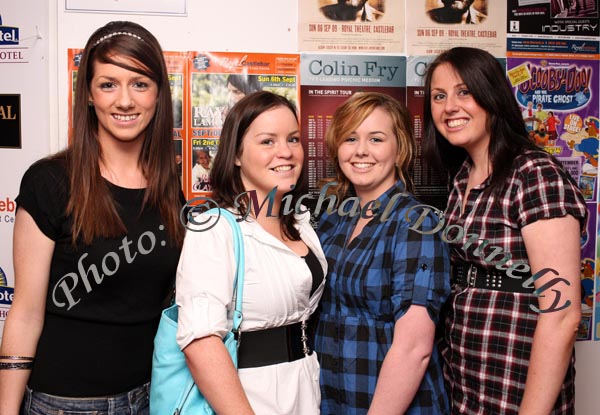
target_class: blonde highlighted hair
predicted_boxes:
[324,91,415,199]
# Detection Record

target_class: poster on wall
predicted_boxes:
[164,52,188,192]
[65,0,187,15]
[406,0,507,56]
[580,201,596,340]
[507,55,600,342]
[187,52,300,200]
[298,0,405,53]
[0,200,15,332]
[299,53,406,197]
[507,0,599,57]
[67,49,80,145]
[0,14,29,64]
[506,56,599,202]
[0,267,11,329]
[0,94,21,148]
[595,201,600,340]
[406,56,448,210]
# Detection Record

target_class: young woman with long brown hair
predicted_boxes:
[0,21,184,414]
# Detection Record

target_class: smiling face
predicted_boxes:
[337,106,399,201]
[89,55,158,149]
[235,105,303,203]
[429,62,491,156]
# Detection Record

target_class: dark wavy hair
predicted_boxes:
[422,47,539,194]
[55,21,183,246]
[210,91,305,241]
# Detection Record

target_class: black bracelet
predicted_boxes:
[0,361,34,370]
[0,355,35,361]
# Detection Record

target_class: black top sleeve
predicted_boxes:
[15,158,70,241]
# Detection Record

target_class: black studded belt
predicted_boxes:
[451,261,534,294]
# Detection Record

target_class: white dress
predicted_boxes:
[176,209,327,415]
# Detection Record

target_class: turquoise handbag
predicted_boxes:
[150,208,244,415]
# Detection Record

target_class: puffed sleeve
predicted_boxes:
[514,153,588,231]
[15,159,69,241]
[391,205,450,324]
[176,213,238,350]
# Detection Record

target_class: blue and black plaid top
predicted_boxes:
[314,181,450,414]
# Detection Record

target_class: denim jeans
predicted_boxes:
[21,382,150,415]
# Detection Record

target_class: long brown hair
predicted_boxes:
[324,91,416,200]
[62,21,183,246]
[422,47,539,193]
[210,91,305,241]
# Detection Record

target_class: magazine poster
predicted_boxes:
[187,52,300,200]
[299,54,406,197]
[298,0,405,53]
[406,56,449,210]
[164,52,188,191]
[506,56,599,202]
[595,202,600,340]
[507,0,600,57]
[406,0,507,57]
[578,201,596,340]
[67,48,83,144]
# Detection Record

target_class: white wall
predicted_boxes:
[2,0,598,412]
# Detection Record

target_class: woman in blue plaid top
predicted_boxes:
[423,47,587,414]
[314,92,451,414]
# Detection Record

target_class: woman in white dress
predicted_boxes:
[176,91,326,415]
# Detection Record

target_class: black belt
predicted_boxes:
[237,321,312,369]
[451,261,534,294]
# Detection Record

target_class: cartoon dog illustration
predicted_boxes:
[531,123,549,147]
[569,137,599,174]
[585,118,598,138]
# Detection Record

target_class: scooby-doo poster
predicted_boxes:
[507,56,599,202]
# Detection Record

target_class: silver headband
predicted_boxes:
[93,31,144,47]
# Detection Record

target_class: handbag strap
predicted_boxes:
[204,208,245,334]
